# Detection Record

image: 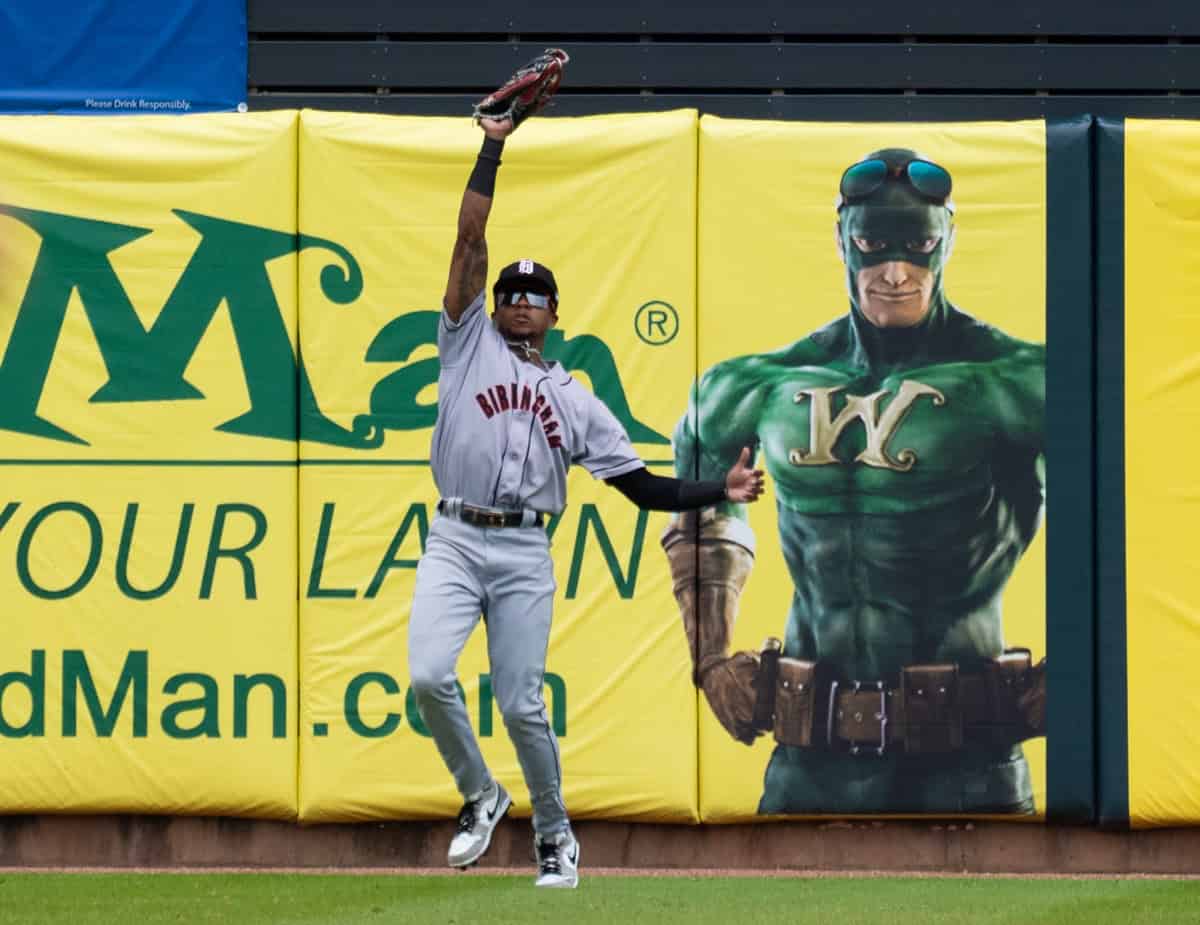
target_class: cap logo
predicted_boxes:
[518,258,534,275]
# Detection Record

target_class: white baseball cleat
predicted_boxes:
[534,830,580,888]
[447,780,512,868]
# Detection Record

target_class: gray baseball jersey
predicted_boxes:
[430,289,643,514]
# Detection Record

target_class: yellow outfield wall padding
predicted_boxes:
[0,110,1072,827]
[1125,119,1200,829]
[0,112,300,818]
[296,109,699,822]
[694,117,1047,823]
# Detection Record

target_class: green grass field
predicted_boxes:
[0,873,1196,924]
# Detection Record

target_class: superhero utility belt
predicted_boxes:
[751,642,1045,757]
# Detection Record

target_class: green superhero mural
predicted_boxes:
[663,150,1047,814]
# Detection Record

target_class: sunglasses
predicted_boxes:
[497,290,554,309]
[837,158,954,213]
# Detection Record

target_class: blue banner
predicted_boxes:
[0,1,245,114]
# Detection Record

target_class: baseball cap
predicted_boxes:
[493,258,559,301]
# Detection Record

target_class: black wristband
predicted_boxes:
[466,137,504,197]
[479,136,504,162]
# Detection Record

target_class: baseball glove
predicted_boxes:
[473,48,570,128]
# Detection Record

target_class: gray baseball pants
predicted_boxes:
[407,512,568,837]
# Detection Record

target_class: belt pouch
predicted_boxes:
[899,664,963,753]
[773,658,818,747]
[983,649,1035,744]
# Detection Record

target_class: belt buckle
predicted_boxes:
[826,679,888,757]
[483,511,504,527]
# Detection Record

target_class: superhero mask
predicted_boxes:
[836,150,955,315]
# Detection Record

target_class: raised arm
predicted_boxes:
[443,118,515,322]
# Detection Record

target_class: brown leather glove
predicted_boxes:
[662,510,760,745]
[699,650,762,745]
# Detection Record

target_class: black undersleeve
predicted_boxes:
[605,467,726,511]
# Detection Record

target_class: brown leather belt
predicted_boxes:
[757,643,1044,756]
[438,500,545,528]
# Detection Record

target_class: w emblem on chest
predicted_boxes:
[789,379,945,472]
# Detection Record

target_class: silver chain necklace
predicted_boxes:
[506,339,547,368]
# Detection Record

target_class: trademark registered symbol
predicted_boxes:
[634,301,679,346]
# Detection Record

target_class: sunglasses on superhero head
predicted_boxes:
[497,290,554,309]
[837,158,955,214]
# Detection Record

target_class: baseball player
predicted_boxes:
[406,111,765,886]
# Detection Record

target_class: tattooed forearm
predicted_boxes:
[444,189,493,322]
[456,236,487,315]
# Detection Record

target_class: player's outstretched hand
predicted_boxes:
[724,447,765,504]
[479,117,516,141]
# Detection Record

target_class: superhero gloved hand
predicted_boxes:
[698,652,763,745]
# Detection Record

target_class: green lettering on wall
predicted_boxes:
[307,503,356,599]
[356,312,441,434]
[0,502,20,533]
[344,672,402,738]
[544,330,669,444]
[0,206,150,444]
[233,673,287,739]
[0,204,373,448]
[365,503,429,598]
[352,315,669,444]
[544,672,567,737]
[565,504,648,599]
[117,503,194,600]
[0,650,45,737]
[161,672,220,739]
[17,502,102,600]
[62,649,148,737]
[478,675,494,737]
[200,503,267,599]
